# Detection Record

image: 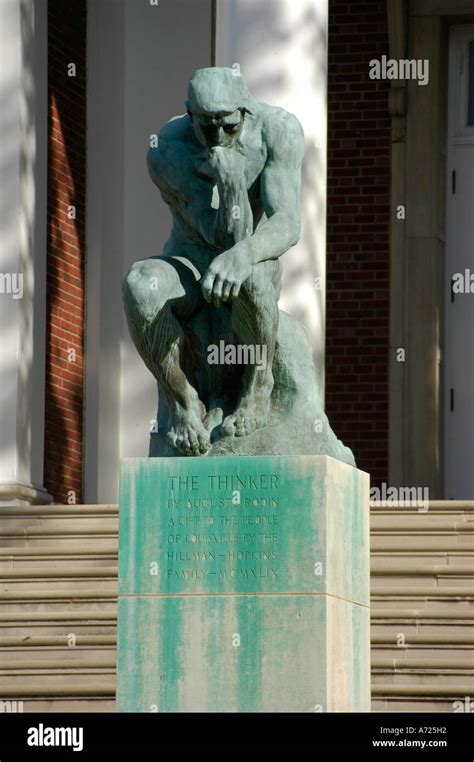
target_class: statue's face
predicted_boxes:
[189,108,245,149]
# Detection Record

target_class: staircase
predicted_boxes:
[0,501,472,712]
[371,501,474,712]
[0,505,117,712]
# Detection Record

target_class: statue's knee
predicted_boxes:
[123,262,144,307]
[123,260,164,319]
[123,258,187,321]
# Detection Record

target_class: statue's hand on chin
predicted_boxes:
[194,146,245,184]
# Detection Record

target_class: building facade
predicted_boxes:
[2,0,472,506]
[0,0,473,713]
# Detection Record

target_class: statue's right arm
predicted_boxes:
[147,141,175,206]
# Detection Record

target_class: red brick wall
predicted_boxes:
[44,0,87,503]
[326,0,390,485]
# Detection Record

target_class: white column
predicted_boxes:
[0,0,51,505]
[85,0,213,504]
[216,0,328,392]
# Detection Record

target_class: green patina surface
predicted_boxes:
[117,455,370,712]
[123,68,355,467]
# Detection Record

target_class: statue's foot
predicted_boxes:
[222,393,270,438]
[167,403,211,456]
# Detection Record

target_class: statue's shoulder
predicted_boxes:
[256,102,304,152]
[158,114,192,145]
[147,114,193,188]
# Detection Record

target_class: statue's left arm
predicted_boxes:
[201,112,304,304]
[246,112,304,262]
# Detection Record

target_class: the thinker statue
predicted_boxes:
[123,67,354,465]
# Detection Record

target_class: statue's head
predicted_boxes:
[186,67,253,149]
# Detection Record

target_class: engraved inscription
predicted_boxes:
[165,473,280,582]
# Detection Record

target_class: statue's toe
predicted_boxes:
[197,430,211,455]
[235,415,257,437]
[186,429,200,455]
[222,415,236,437]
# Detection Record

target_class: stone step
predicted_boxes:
[371,655,474,671]
[0,675,115,697]
[0,651,116,671]
[0,560,118,575]
[370,501,474,513]
[371,535,474,551]
[0,580,118,597]
[372,600,474,617]
[372,646,474,660]
[11,642,466,665]
[372,606,474,620]
[0,607,117,639]
[373,577,473,589]
[371,679,474,700]
[371,672,474,687]
[372,631,474,645]
[8,645,470,665]
[0,505,118,516]
[372,552,473,567]
[0,604,117,617]
[0,636,115,648]
[372,696,465,712]
[0,516,118,538]
[371,558,474,574]
[371,617,474,645]
[1,500,471,516]
[0,541,118,554]
[371,586,474,599]
[372,630,473,646]
[371,679,474,710]
[0,625,116,638]
[371,516,474,531]
[0,522,118,538]
[9,698,116,712]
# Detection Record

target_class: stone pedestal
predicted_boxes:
[116,455,370,712]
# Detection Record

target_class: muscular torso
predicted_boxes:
[148,105,282,253]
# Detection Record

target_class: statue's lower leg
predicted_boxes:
[223,281,278,437]
[126,302,211,455]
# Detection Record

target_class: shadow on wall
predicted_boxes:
[44,0,87,504]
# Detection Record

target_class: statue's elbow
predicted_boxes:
[289,218,301,247]
[147,146,163,187]
[270,211,300,249]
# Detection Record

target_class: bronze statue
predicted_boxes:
[123,67,354,465]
